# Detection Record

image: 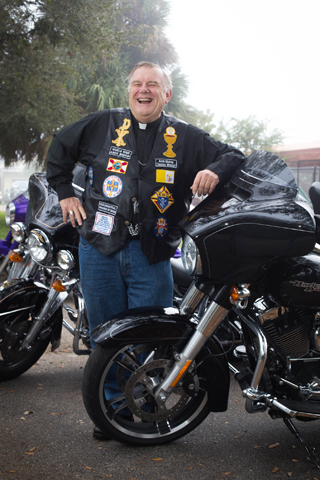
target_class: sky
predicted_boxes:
[165,0,320,145]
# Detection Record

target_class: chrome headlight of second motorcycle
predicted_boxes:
[5,202,15,226]
[181,234,202,276]
[11,222,28,243]
[27,229,52,264]
[57,250,74,271]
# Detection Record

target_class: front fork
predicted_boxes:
[154,282,229,404]
[21,277,78,351]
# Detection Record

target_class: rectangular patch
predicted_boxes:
[107,158,128,174]
[109,146,132,160]
[155,158,178,169]
[98,202,118,216]
[93,212,114,236]
[156,170,175,184]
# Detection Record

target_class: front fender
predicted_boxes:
[0,278,62,349]
[0,278,49,318]
[91,307,194,346]
[91,307,230,413]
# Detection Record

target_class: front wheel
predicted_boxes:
[82,342,212,446]
[0,311,52,381]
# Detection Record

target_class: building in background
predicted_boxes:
[274,141,320,198]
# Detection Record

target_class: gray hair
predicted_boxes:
[126,61,173,93]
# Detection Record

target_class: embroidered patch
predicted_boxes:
[103,176,123,198]
[155,158,177,169]
[112,119,131,147]
[154,216,168,238]
[107,158,128,174]
[151,186,174,213]
[163,127,177,158]
[98,201,118,216]
[156,170,175,184]
[109,146,132,160]
[88,166,94,185]
[93,212,114,236]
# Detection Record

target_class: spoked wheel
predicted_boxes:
[0,312,50,381]
[82,342,211,445]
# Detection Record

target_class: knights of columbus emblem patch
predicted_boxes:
[151,186,174,213]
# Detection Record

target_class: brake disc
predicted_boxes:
[125,359,189,422]
[1,320,30,362]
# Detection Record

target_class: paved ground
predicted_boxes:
[1,328,320,480]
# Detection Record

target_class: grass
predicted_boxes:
[0,212,9,239]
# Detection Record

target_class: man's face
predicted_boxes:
[129,66,172,123]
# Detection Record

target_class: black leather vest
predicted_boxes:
[78,108,189,264]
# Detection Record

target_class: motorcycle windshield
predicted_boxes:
[179,150,316,283]
[27,164,85,235]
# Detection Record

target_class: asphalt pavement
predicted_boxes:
[1,329,320,480]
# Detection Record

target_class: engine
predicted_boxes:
[253,297,318,359]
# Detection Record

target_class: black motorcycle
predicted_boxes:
[0,170,91,381]
[82,150,320,468]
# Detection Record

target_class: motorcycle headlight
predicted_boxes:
[27,229,52,263]
[5,202,15,226]
[57,250,75,271]
[11,222,28,243]
[181,234,202,276]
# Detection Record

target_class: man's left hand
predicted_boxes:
[191,169,219,196]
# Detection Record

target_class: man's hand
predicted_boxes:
[191,169,219,196]
[60,197,87,228]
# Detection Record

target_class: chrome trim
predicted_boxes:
[234,307,268,413]
[179,281,205,317]
[0,305,35,317]
[155,301,229,401]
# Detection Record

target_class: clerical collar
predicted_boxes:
[132,114,162,131]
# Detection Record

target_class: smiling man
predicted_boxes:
[47,61,245,439]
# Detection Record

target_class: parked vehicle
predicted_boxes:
[0,171,90,381]
[81,150,320,468]
[0,190,29,281]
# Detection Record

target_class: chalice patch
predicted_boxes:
[154,216,168,238]
[163,126,177,158]
[151,186,174,213]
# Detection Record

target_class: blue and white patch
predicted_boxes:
[93,212,114,236]
[103,175,123,198]
[88,166,94,185]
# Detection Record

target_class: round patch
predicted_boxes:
[103,175,123,198]
[88,166,94,185]
[154,216,168,238]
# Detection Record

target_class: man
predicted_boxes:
[47,61,245,438]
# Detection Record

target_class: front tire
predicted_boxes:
[0,311,52,381]
[82,342,211,446]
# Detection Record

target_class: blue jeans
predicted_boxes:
[79,236,173,345]
[79,237,173,415]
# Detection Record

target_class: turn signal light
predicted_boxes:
[9,251,23,263]
[52,279,66,292]
[230,286,239,301]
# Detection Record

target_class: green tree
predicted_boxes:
[77,0,179,114]
[214,115,285,152]
[0,0,133,165]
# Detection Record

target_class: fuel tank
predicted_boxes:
[265,249,320,308]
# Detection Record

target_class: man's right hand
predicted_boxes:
[60,197,87,227]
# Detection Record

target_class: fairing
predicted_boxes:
[180,151,316,283]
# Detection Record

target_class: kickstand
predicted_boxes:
[283,417,320,469]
